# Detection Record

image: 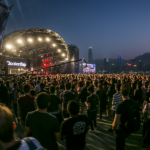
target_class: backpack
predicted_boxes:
[125,100,141,133]
[23,137,47,150]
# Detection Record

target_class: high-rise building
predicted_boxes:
[118,54,122,66]
[88,47,93,64]
[67,44,79,74]
[104,58,110,71]
[138,60,142,71]
[131,58,135,65]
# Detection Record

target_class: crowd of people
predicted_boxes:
[0,74,150,150]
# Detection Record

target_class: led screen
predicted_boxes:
[83,64,96,74]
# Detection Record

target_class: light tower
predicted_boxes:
[88,47,93,64]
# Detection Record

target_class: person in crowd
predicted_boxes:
[59,84,65,96]
[37,82,49,95]
[94,81,98,94]
[61,100,90,150]
[142,96,150,148]
[108,83,122,132]
[6,80,12,108]
[86,86,100,132]
[55,86,59,97]
[146,85,150,102]
[0,105,43,150]
[134,83,143,105]
[12,83,19,119]
[18,84,36,128]
[77,81,84,102]
[71,83,78,102]
[0,80,9,106]
[63,82,75,118]
[96,83,107,120]
[25,92,61,150]
[106,79,116,118]
[6,80,12,93]
[48,85,63,125]
[11,78,15,89]
[130,82,135,99]
[80,81,90,114]
[112,83,140,150]
[30,89,36,97]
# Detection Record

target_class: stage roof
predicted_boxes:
[1,28,69,62]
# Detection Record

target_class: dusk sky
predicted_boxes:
[2,0,150,61]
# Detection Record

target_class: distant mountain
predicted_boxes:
[93,53,150,64]
[134,53,150,63]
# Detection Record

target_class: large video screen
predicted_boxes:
[83,64,96,74]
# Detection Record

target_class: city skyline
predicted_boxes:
[1,0,150,61]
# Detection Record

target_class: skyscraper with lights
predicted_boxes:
[118,54,122,66]
[88,47,93,64]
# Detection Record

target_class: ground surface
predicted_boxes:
[0,111,150,150]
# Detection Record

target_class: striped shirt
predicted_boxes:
[112,92,122,111]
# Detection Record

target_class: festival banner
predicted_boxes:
[0,3,11,52]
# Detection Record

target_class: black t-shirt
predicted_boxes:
[134,89,143,103]
[25,111,60,150]
[108,84,116,98]
[115,99,135,129]
[81,87,90,103]
[0,85,8,103]
[96,90,107,108]
[86,94,99,111]
[61,115,90,150]
[47,95,61,112]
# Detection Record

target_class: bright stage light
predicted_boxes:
[58,49,61,52]
[6,45,11,49]
[17,39,22,43]
[53,44,56,47]
[66,58,68,60]
[62,53,65,57]
[28,38,32,42]
[38,38,42,41]
[46,38,50,41]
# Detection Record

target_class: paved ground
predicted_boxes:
[14,113,150,150]
[1,111,150,150]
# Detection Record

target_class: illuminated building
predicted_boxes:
[88,47,93,64]
[118,54,122,66]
